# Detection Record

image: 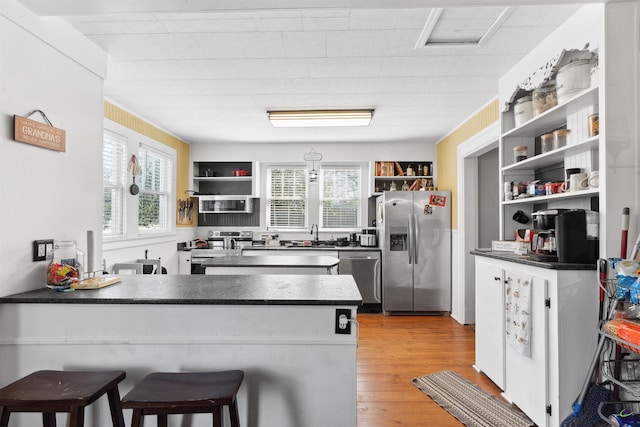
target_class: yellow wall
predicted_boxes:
[436,99,499,230]
[104,101,192,227]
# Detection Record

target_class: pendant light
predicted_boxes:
[304,149,322,183]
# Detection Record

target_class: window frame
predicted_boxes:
[265,165,309,231]
[102,130,127,239]
[319,165,363,230]
[137,142,174,235]
[262,162,367,232]
[102,119,176,243]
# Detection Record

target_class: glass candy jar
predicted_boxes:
[46,240,83,288]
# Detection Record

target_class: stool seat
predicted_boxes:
[122,370,243,427]
[0,370,126,427]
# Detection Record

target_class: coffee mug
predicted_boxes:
[561,172,589,192]
[588,171,599,188]
[565,167,581,180]
[545,181,563,195]
[512,210,530,224]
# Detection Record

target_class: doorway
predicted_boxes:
[454,121,499,324]
[477,148,500,248]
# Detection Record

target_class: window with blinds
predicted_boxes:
[320,166,361,229]
[267,167,308,229]
[103,130,127,237]
[138,143,173,233]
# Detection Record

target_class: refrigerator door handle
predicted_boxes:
[413,213,419,264]
[407,214,413,264]
[373,258,381,303]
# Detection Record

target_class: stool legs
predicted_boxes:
[68,407,84,427]
[130,409,143,427]
[229,398,240,427]
[106,383,126,427]
[0,408,8,427]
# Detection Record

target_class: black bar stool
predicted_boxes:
[0,370,126,427]
[121,370,244,427]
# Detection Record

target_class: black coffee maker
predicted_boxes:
[555,209,599,264]
[531,209,568,262]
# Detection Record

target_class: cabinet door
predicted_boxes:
[474,259,505,389]
[504,273,549,427]
[178,252,191,275]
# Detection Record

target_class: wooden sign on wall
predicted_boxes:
[14,115,66,152]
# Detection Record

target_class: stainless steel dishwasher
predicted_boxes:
[338,251,381,313]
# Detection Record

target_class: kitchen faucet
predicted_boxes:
[311,224,319,242]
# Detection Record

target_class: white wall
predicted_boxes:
[190,140,437,240]
[0,0,107,296]
[190,140,435,164]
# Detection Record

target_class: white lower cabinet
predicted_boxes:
[474,261,505,389]
[474,255,598,427]
[178,251,191,275]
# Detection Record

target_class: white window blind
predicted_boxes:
[103,130,127,237]
[320,166,361,229]
[138,143,173,233]
[267,167,307,229]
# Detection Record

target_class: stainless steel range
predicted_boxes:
[190,230,252,274]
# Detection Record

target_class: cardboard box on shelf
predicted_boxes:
[491,240,530,254]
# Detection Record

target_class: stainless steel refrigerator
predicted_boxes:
[376,191,451,313]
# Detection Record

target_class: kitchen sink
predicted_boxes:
[285,241,336,248]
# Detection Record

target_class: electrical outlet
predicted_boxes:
[33,239,54,262]
[335,308,351,334]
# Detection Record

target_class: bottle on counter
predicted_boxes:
[389,181,397,191]
[402,180,410,191]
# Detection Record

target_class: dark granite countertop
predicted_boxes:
[202,255,339,268]
[470,250,596,270]
[0,275,362,306]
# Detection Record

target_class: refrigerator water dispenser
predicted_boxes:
[389,229,407,251]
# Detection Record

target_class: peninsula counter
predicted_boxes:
[0,274,362,427]
[202,255,340,275]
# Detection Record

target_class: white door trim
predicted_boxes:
[452,120,499,324]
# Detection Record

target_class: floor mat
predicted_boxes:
[412,370,535,427]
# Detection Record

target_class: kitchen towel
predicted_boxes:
[505,271,533,357]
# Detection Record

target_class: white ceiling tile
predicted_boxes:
[63,19,168,35]
[282,31,327,58]
[92,33,246,59]
[326,31,370,57]
[348,9,432,30]
[366,29,419,56]
[302,16,350,31]
[256,16,303,32]
[236,32,286,58]
[160,17,258,33]
[57,4,584,145]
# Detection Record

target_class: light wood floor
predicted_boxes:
[357,313,505,427]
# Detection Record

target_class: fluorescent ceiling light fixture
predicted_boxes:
[268,109,373,127]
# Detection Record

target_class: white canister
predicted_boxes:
[514,96,533,128]
[556,59,591,104]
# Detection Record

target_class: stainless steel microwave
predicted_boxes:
[198,195,254,214]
